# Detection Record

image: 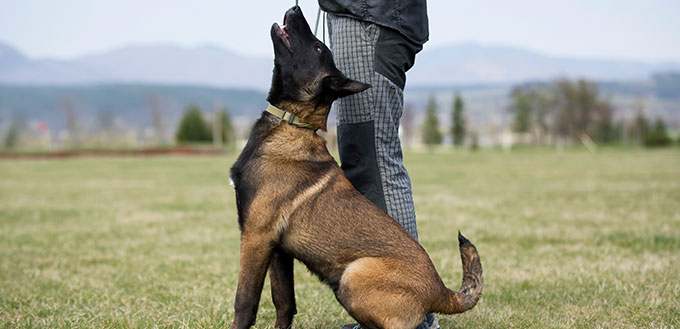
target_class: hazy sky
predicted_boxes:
[1,0,679,62]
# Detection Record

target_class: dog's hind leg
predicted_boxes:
[337,258,427,329]
[269,248,296,329]
[231,234,275,329]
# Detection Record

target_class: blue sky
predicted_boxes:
[1,0,679,62]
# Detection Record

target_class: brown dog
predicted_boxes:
[229,6,483,329]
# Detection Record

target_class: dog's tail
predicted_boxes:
[433,231,483,314]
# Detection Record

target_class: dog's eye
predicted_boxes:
[315,45,322,53]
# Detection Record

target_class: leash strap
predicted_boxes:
[265,104,318,131]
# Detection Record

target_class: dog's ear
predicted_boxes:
[324,76,371,98]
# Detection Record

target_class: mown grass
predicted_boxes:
[1,148,679,328]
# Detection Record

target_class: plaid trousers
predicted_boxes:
[328,14,437,329]
[327,14,419,240]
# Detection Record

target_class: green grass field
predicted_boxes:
[1,148,679,328]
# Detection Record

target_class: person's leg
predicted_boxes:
[328,13,437,329]
[328,14,418,239]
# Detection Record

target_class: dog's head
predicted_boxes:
[268,6,370,130]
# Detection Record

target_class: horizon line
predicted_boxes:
[2,39,679,65]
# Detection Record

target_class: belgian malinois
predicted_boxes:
[229,6,483,329]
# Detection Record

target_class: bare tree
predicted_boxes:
[510,79,617,144]
[631,106,649,145]
[212,100,223,148]
[146,92,167,145]
[400,103,415,147]
[97,108,115,145]
[60,97,82,148]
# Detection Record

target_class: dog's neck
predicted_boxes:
[265,104,318,130]
[268,100,331,131]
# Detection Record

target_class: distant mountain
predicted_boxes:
[0,43,29,67]
[74,45,273,89]
[0,43,99,84]
[407,43,680,86]
[1,41,679,88]
[0,43,273,89]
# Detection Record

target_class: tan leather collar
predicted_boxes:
[265,104,318,131]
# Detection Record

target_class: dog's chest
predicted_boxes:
[229,153,266,230]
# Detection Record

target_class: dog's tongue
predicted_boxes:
[282,14,291,46]
[282,25,291,48]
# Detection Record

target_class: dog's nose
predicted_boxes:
[286,5,301,18]
[284,6,302,26]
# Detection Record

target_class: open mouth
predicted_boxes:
[274,22,292,51]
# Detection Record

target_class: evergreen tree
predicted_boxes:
[644,117,672,147]
[3,122,19,149]
[631,109,649,145]
[451,92,466,146]
[216,109,236,148]
[510,89,532,134]
[469,131,479,151]
[4,115,26,149]
[589,102,617,143]
[422,94,442,148]
[176,106,212,143]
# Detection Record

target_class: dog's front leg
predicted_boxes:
[270,248,296,329]
[231,234,274,329]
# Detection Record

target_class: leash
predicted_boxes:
[295,1,325,44]
[314,8,321,36]
[323,9,326,43]
[265,104,318,131]
[316,8,326,44]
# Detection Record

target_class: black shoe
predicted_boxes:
[426,313,440,329]
[340,325,361,329]
[341,316,439,329]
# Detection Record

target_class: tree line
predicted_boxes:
[417,78,676,151]
[508,78,674,147]
[3,79,676,150]
[176,105,235,148]
[421,92,478,150]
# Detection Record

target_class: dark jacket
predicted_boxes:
[319,0,429,45]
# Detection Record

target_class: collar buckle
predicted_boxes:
[280,110,296,124]
[265,104,318,131]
